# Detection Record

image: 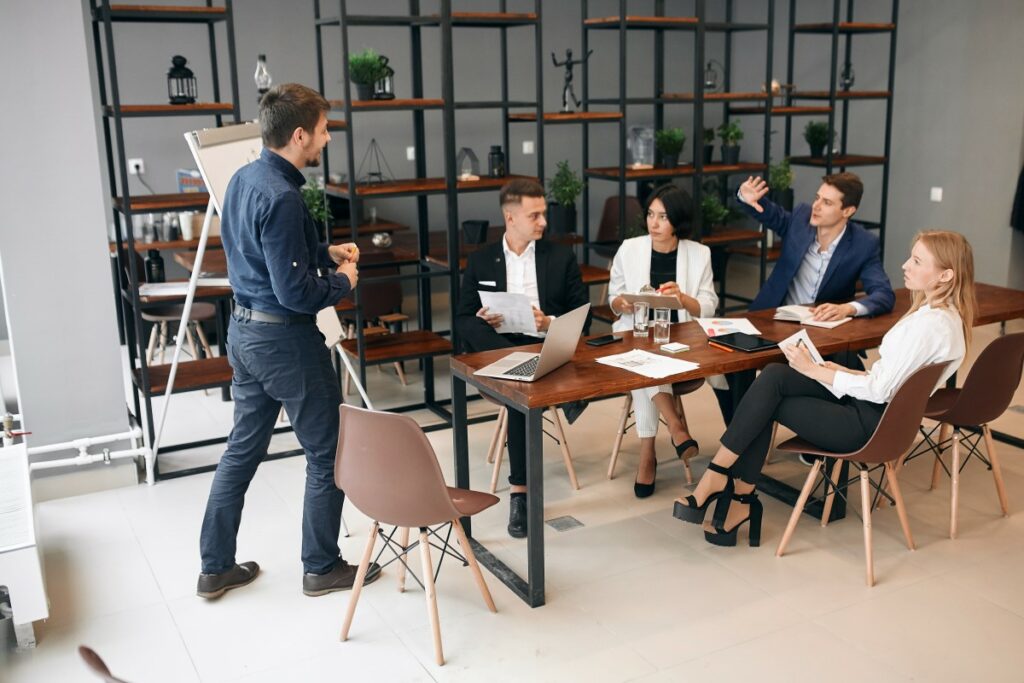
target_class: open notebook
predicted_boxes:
[773,304,850,329]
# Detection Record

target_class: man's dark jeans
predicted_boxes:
[200,316,343,575]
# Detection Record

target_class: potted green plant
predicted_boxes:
[702,127,716,165]
[655,128,686,169]
[717,121,744,165]
[700,192,732,231]
[767,158,794,211]
[803,120,835,158]
[301,180,333,241]
[349,48,386,101]
[547,161,585,234]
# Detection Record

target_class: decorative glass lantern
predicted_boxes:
[703,60,724,92]
[254,53,273,101]
[167,55,197,105]
[456,147,480,180]
[374,55,395,100]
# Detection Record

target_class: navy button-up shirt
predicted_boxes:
[220,148,351,316]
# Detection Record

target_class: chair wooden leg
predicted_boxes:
[930,422,951,490]
[158,321,168,364]
[344,367,353,396]
[419,529,444,666]
[146,324,159,364]
[549,407,579,490]
[194,322,213,357]
[340,521,379,641]
[886,462,915,550]
[184,324,200,360]
[983,425,1010,517]
[607,394,632,480]
[486,407,506,465]
[860,469,874,587]
[950,430,961,539]
[397,526,410,593]
[820,459,844,527]
[453,519,496,613]
[393,361,408,386]
[776,459,823,557]
[489,412,508,494]
[765,422,779,466]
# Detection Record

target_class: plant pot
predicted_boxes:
[660,152,680,169]
[720,145,740,165]
[768,188,795,212]
[354,83,375,101]
[547,203,577,234]
[462,219,489,245]
[809,143,826,158]
[703,144,715,165]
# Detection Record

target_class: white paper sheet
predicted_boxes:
[778,329,825,365]
[695,317,762,337]
[596,349,700,379]
[479,291,538,335]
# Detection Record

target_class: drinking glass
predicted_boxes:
[632,301,649,338]
[653,308,671,344]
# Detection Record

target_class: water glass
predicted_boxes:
[653,308,671,344]
[632,301,649,338]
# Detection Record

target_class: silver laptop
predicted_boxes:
[474,303,590,382]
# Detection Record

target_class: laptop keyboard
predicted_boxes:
[505,356,540,377]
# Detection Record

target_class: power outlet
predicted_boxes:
[929,187,943,202]
[406,146,416,161]
[128,158,145,175]
[522,140,534,155]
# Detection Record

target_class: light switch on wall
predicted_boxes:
[930,187,943,202]
[406,146,416,161]
[522,140,534,155]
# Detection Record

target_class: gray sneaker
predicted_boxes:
[303,560,382,597]
[197,561,260,599]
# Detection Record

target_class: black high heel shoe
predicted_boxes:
[634,459,657,498]
[672,462,733,524]
[672,437,699,460]
[704,491,763,547]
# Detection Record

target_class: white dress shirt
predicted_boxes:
[502,235,544,337]
[831,303,965,404]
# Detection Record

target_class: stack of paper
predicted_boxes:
[597,349,699,379]
[695,317,762,337]
[774,304,850,329]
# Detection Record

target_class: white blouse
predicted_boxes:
[831,303,965,404]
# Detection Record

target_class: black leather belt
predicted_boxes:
[233,304,314,325]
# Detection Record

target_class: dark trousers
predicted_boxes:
[721,363,885,484]
[200,316,343,575]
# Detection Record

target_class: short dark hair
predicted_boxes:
[258,83,330,149]
[645,184,693,239]
[822,172,864,209]
[500,178,546,209]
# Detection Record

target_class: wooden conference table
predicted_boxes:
[450,283,1024,607]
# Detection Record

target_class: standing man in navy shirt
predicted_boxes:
[197,83,381,599]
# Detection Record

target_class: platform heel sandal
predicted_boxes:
[704,491,763,547]
[672,462,734,524]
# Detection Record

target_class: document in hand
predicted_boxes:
[773,304,850,329]
[621,293,684,310]
[778,330,843,397]
[478,291,538,335]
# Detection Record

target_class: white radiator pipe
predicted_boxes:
[23,426,155,485]
[26,426,143,456]
[29,446,150,473]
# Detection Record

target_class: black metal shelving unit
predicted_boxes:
[313,0,543,428]
[91,0,242,479]
[783,0,899,259]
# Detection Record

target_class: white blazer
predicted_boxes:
[608,235,718,333]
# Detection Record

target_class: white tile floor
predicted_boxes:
[6,302,1024,681]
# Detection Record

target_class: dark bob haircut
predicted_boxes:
[645,184,693,240]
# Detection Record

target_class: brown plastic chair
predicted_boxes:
[335,404,499,666]
[607,378,705,483]
[592,195,643,261]
[78,646,130,682]
[899,333,1024,538]
[775,362,949,587]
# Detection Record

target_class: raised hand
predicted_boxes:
[738,176,770,213]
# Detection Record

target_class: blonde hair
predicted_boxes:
[904,230,975,346]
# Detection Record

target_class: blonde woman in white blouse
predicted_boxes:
[608,185,718,497]
[673,230,975,547]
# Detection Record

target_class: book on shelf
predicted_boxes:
[773,304,850,329]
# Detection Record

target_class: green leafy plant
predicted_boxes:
[768,158,793,191]
[803,120,835,148]
[349,48,386,85]
[301,182,333,226]
[717,121,744,146]
[622,210,647,239]
[655,128,687,156]
[703,127,716,144]
[701,193,732,227]
[548,160,585,207]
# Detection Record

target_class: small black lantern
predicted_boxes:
[167,55,197,105]
[373,55,395,100]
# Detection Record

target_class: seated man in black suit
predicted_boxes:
[455,178,591,539]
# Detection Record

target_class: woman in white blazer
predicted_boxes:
[607,185,718,497]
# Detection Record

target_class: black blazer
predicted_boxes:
[455,238,591,353]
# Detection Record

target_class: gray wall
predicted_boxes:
[0,0,132,468]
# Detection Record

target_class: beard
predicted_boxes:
[305,149,322,167]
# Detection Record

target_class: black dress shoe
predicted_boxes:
[634,460,657,498]
[197,561,260,599]
[303,559,382,596]
[561,400,588,425]
[508,493,527,538]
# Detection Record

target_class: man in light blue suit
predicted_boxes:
[716,172,895,423]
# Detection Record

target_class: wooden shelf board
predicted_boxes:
[585,15,698,29]
[329,218,408,238]
[113,192,210,212]
[580,264,611,285]
[591,305,617,323]
[585,162,766,180]
[340,330,452,365]
[110,236,222,253]
[329,98,444,111]
[134,356,232,395]
[327,118,347,130]
[103,5,228,22]
[451,11,538,26]
[326,174,536,198]
[789,154,886,167]
[790,90,892,100]
[662,91,768,102]
[104,102,234,116]
[794,22,896,34]
[700,228,762,247]
[729,105,833,115]
[507,111,622,123]
[730,245,782,261]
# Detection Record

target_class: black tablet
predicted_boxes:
[710,332,780,353]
